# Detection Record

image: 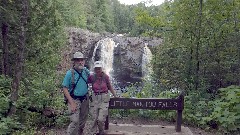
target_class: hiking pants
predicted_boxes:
[89,93,110,134]
[67,97,89,135]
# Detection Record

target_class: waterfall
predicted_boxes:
[91,38,115,76]
[142,43,153,79]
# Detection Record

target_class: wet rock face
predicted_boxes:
[60,28,162,87]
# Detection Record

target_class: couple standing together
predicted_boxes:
[62,51,117,135]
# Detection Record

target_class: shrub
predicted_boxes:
[202,85,240,133]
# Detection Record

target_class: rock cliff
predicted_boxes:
[59,28,162,87]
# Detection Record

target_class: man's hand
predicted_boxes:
[70,101,77,112]
[63,87,77,112]
[113,94,118,98]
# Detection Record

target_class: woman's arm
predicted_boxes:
[108,83,117,98]
[105,74,117,97]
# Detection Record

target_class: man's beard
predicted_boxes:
[74,64,84,71]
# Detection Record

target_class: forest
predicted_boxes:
[0,0,239,134]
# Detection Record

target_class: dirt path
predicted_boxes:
[38,117,216,135]
[109,117,215,135]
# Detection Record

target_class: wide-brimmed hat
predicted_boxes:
[71,52,87,61]
[94,61,103,68]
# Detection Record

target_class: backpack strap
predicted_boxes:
[69,68,81,96]
[71,69,75,89]
[74,68,88,86]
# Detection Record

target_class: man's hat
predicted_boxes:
[71,52,87,61]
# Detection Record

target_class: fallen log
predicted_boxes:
[27,106,63,118]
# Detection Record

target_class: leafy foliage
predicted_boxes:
[0,75,11,116]
[202,86,240,133]
[137,1,240,133]
[135,0,240,93]
[183,85,240,134]
[0,76,21,134]
[0,117,21,135]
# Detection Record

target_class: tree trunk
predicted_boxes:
[233,0,240,85]
[1,23,9,76]
[8,0,29,116]
[195,0,203,91]
[1,0,10,76]
[187,33,193,90]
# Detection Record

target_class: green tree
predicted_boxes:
[0,0,69,133]
[147,0,240,92]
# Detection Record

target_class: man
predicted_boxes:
[62,51,90,135]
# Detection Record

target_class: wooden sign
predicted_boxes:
[109,98,183,110]
[105,94,184,132]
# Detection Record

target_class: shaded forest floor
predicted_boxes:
[38,117,217,135]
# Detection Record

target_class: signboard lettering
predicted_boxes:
[109,98,180,110]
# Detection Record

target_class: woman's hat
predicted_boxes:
[94,61,103,68]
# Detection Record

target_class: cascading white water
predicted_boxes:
[142,43,153,79]
[91,38,153,94]
[91,38,115,76]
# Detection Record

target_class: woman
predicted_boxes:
[88,61,117,135]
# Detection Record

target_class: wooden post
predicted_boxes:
[176,110,182,132]
[105,112,109,130]
[176,94,184,132]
